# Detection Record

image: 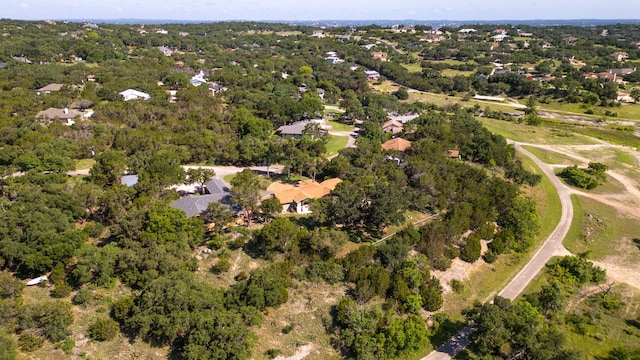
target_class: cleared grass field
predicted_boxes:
[563,195,640,262]
[477,117,601,145]
[520,146,577,165]
[541,100,640,122]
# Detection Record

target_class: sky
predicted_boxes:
[4,0,640,21]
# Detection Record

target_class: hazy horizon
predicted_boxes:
[5,0,640,22]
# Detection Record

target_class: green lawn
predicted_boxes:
[401,63,422,73]
[324,135,348,157]
[327,120,355,132]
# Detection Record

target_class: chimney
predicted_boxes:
[63,107,68,114]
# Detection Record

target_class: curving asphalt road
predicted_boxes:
[422,141,574,360]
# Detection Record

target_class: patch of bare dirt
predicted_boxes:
[592,259,640,291]
[273,344,314,360]
[432,240,489,293]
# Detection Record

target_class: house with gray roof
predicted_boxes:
[170,178,237,217]
[277,120,313,138]
[36,83,64,94]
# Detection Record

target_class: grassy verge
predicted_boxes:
[74,158,95,170]
[521,146,577,165]
[224,174,236,184]
[324,135,348,157]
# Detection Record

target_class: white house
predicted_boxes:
[190,70,208,86]
[364,70,380,80]
[36,107,93,126]
[119,89,151,101]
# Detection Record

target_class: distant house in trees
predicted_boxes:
[190,70,208,86]
[36,107,93,126]
[158,46,174,56]
[0,62,7,69]
[316,88,326,100]
[610,52,629,62]
[208,83,224,95]
[170,178,237,217]
[120,174,139,187]
[119,89,151,101]
[82,22,99,29]
[616,92,634,103]
[382,119,404,135]
[12,56,31,63]
[36,83,64,95]
[371,52,388,61]
[342,62,360,71]
[446,150,461,159]
[364,70,380,80]
[267,178,342,214]
[312,30,325,38]
[381,138,412,152]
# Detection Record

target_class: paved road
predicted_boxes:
[422,142,574,360]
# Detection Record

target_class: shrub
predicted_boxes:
[0,331,18,360]
[483,250,499,263]
[281,324,295,334]
[111,296,134,322]
[55,338,75,355]
[51,283,72,298]
[450,279,465,294]
[212,258,232,274]
[72,288,93,305]
[265,349,282,359]
[88,317,119,341]
[18,333,44,352]
[460,236,481,263]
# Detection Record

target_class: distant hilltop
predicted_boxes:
[50,18,640,27]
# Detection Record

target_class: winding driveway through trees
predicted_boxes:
[422,142,574,360]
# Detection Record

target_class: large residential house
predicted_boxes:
[381,138,412,152]
[36,83,64,95]
[610,52,629,62]
[36,107,93,126]
[170,178,236,218]
[119,89,151,101]
[277,119,328,138]
[267,178,342,214]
